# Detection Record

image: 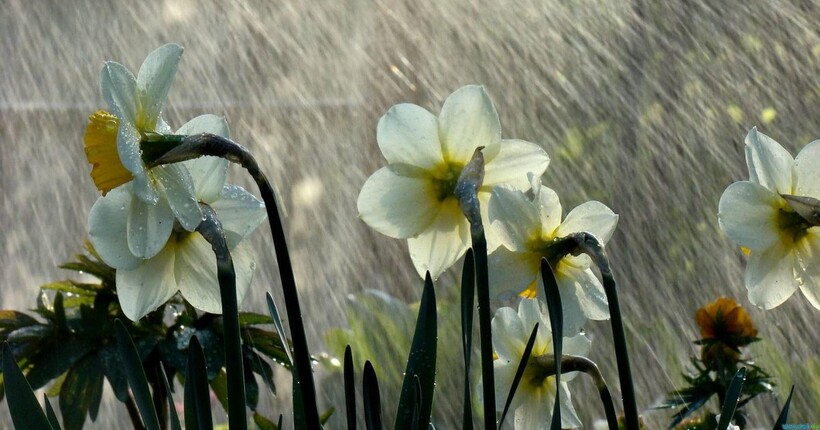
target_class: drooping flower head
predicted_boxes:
[84,43,203,259]
[89,116,267,320]
[357,85,550,279]
[718,127,820,310]
[488,176,618,334]
[492,299,590,429]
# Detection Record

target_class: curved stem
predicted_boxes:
[153,134,320,429]
[125,392,147,430]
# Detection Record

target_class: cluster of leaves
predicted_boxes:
[0,244,290,430]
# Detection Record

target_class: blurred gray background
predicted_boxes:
[1,0,818,428]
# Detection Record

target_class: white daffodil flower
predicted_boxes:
[493,299,590,429]
[84,43,203,260]
[718,127,820,310]
[357,85,550,279]
[488,177,618,334]
[88,115,267,320]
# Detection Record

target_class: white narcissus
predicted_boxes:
[357,85,550,279]
[718,127,820,310]
[493,299,590,429]
[488,176,618,334]
[88,115,267,320]
[84,43,203,260]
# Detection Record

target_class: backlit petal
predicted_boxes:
[101,61,138,125]
[492,306,525,361]
[745,243,799,309]
[127,195,174,259]
[794,231,820,310]
[558,265,610,324]
[88,185,141,270]
[488,247,540,301]
[489,185,540,251]
[793,139,820,199]
[211,185,267,249]
[482,139,549,189]
[744,127,794,194]
[555,201,618,244]
[407,198,470,279]
[718,181,781,251]
[155,164,202,231]
[558,383,582,428]
[536,186,562,238]
[377,103,443,170]
[358,166,440,239]
[136,43,183,129]
[178,114,230,202]
[116,244,178,321]
[438,85,501,163]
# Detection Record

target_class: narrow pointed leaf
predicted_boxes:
[184,336,213,430]
[158,364,181,430]
[540,259,562,430]
[460,249,475,429]
[344,346,357,430]
[498,324,539,429]
[114,320,160,430]
[266,293,293,367]
[43,395,62,430]
[773,385,794,429]
[363,361,382,430]
[410,376,422,430]
[716,367,746,430]
[59,354,103,430]
[395,273,437,430]
[2,343,51,430]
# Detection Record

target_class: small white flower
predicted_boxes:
[85,43,203,259]
[493,299,590,429]
[488,176,618,334]
[88,116,267,320]
[718,127,820,310]
[357,85,550,279]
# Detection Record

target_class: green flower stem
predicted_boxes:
[150,133,321,429]
[532,355,619,430]
[455,148,496,430]
[549,232,639,429]
[196,204,246,430]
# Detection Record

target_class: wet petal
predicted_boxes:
[173,233,220,313]
[211,185,267,249]
[718,181,781,251]
[745,243,799,309]
[136,43,183,128]
[407,198,470,279]
[155,164,202,231]
[795,231,820,310]
[559,265,610,322]
[482,139,549,189]
[536,186,563,238]
[518,298,552,353]
[116,120,154,203]
[793,139,820,199]
[116,244,178,321]
[514,392,553,430]
[551,271,589,336]
[377,103,444,170]
[127,195,174,259]
[88,185,141,270]
[101,61,138,125]
[488,185,540,251]
[438,85,501,163]
[555,201,618,244]
[488,247,540,301]
[357,166,440,239]
[492,306,525,361]
[493,356,521,412]
[178,115,230,202]
[744,127,794,194]
[558,383,582,428]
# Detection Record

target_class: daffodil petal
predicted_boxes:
[555,201,618,243]
[488,247,540,301]
[127,194,174,259]
[552,271,589,336]
[116,243,178,321]
[101,61,138,125]
[489,185,541,251]
[558,383,582,429]
[153,164,202,231]
[477,190,504,252]
[514,394,553,430]
[358,166,440,239]
[211,185,267,249]
[745,243,799,309]
[517,298,552,353]
[493,355,521,412]
[795,232,820,310]
[377,103,444,170]
[116,118,157,203]
[559,265,610,323]
[536,185,562,237]
[744,127,794,194]
[406,198,470,279]
[88,185,141,270]
[136,43,183,128]
[794,139,820,199]
[492,306,525,361]
[438,85,501,163]
[482,139,549,190]
[178,115,231,202]
[718,181,781,250]
[561,334,592,382]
